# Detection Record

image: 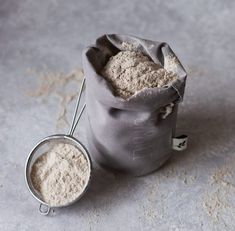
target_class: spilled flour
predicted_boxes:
[30,143,90,206]
[26,68,84,129]
[203,190,226,222]
[101,46,178,99]
[202,159,235,228]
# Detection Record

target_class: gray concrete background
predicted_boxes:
[0,0,235,230]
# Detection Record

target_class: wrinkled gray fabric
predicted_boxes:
[82,34,187,176]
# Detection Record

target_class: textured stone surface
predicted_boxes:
[0,0,235,230]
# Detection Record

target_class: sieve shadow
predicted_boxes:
[67,166,140,213]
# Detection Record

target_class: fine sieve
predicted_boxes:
[25,78,92,215]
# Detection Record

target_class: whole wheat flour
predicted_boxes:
[164,54,180,73]
[101,48,178,99]
[30,143,89,206]
[26,68,84,129]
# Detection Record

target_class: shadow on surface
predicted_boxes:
[163,101,235,169]
[61,166,140,214]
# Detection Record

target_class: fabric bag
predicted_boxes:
[82,34,187,176]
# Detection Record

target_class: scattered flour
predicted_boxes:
[203,190,225,222]
[30,143,90,206]
[202,160,235,228]
[101,46,178,99]
[26,68,84,129]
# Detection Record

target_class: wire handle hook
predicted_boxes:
[69,77,86,136]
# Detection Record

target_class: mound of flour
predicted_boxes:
[30,143,89,206]
[101,49,178,99]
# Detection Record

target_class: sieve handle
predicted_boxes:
[39,203,51,216]
[69,77,86,136]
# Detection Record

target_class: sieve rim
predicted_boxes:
[25,134,92,209]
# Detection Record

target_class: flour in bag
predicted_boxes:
[101,44,178,99]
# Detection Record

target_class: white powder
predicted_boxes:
[121,41,139,51]
[101,48,178,99]
[160,103,174,119]
[30,143,90,206]
[164,54,180,73]
[26,68,84,129]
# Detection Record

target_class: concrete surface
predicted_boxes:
[0,0,235,230]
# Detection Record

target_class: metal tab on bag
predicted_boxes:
[172,135,188,151]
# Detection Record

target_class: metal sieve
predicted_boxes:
[25,78,91,215]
